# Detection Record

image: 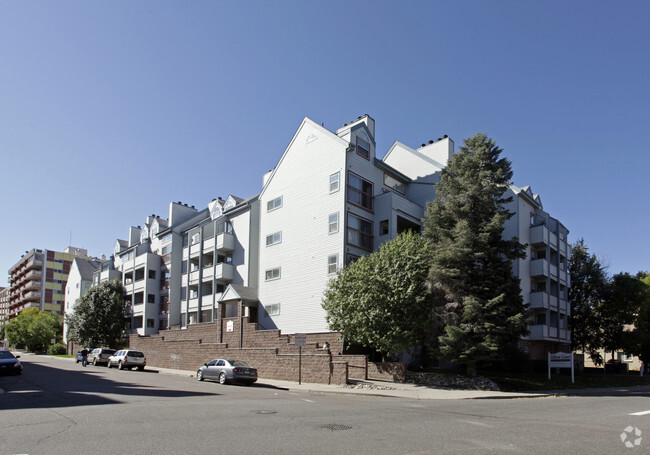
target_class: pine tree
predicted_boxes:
[423,133,528,376]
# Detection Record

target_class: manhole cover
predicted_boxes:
[321,424,352,431]
[251,410,277,415]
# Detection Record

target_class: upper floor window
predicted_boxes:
[328,254,338,275]
[348,172,374,212]
[330,172,340,193]
[347,213,373,251]
[329,212,339,234]
[356,136,370,160]
[266,231,282,247]
[384,174,405,194]
[191,233,200,245]
[265,267,281,281]
[267,196,283,212]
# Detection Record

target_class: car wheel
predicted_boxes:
[219,372,227,385]
[197,370,204,381]
[118,361,125,370]
[107,361,112,369]
[137,366,144,371]
[93,358,98,366]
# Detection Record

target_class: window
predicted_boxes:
[148,294,156,304]
[161,245,171,255]
[346,254,359,265]
[161,233,172,244]
[133,292,144,305]
[191,233,200,244]
[348,172,373,211]
[265,267,281,281]
[380,220,389,236]
[347,213,373,250]
[267,196,283,212]
[265,303,280,316]
[384,174,405,194]
[356,136,370,159]
[148,270,156,280]
[147,319,155,328]
[329,212,339,234]
[328,254,338,275]
[266,231,282,246]
[330,172,340,193]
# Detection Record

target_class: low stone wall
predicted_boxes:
[368,362,407,382]
[129,319,356,385]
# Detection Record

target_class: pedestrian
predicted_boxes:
[81,348,89,367]
[322,341,330,351]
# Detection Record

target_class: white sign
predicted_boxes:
[549,352,572,368]
[226,320,234,332]
[295,333,306,347]
[548,351,574,383]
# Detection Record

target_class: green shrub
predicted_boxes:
[49,343,67,355]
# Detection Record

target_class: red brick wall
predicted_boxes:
[129,319,360,385]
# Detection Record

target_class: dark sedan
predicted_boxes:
[196,359,257,385]
[0,350,23,375]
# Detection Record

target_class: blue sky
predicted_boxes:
[1,1,648,287]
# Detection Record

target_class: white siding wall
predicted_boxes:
[258,120,347,333]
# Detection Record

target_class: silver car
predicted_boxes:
[88,348,116,366]
[107,349,146,371]
[196,359,257,385]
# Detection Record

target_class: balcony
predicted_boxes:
[530,258,549,278]
[528,325,548,339]
[216,233,235,253]
[529,292,549,309]
[529,225,549,246]
[202,263,234,282]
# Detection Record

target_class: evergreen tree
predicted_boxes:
[423,133,528,376]
[65,279,129,348]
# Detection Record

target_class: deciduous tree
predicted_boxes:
[5,308,61,352]
[322,231,433,358]
[65,279,129,348]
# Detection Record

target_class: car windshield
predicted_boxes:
[0,351,16,360]
[128,351,144,357]
[229,360,250,367]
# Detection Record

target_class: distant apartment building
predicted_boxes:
[63,257,102,346]
[100,115,568,360]
[6,247,94,321]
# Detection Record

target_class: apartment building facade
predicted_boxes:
[63,257,102,345]
[6,247,93,321]
[503,185,571,357]
[93,114,568,360]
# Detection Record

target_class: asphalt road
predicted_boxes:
[1,355,650,454]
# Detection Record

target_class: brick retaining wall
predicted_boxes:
[129,318,357,385]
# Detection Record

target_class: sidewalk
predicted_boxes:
[150,364,548,400]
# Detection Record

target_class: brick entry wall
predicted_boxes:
[129,317,364,385]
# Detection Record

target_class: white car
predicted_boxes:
[107,350,146,371]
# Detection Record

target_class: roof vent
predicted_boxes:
[428,140,434,144]
[443,134,448,138]
[421,144,426,147]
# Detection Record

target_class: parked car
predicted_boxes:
[107,350,146,370]
[196,359,257,385]
[88,348,116,366]
[0,350,23,375]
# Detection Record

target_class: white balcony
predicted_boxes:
[216,233,235,253]
[529,225,549,246]
[202,263,234,282]
[529,292,549,309]
[528,325,548,339]
[530,258,549,278]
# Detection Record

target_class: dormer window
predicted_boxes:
[356,136,370,160]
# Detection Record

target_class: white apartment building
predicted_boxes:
[504,185,571,357]
[63,257,102,345]
[98,114,568,360]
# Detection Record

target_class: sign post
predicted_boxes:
[548,352,574,384]
[295,333,306,385]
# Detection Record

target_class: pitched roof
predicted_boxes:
[218,284,258,304]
